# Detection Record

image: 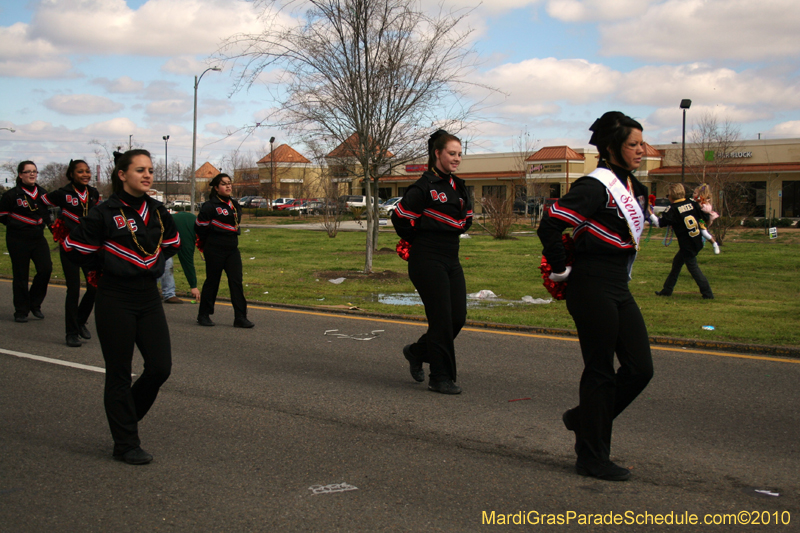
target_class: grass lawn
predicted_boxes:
[3,221,798,348]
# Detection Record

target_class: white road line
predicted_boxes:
[0,348,106,374]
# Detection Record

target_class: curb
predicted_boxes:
[8,276,798,359]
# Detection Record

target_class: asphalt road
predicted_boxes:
[1,279,798,532]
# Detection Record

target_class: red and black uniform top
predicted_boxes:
[656,198,706,256]
[391,167,473,254]
[195,194,242,251]
[537,162,649,276]
[61,190,180,279]
[42,183,100,242]
[0,183,52,239]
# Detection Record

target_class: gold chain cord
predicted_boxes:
[73,185,89,218]
[119,207,164,257]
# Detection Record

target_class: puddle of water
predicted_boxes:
[368,293,551,308]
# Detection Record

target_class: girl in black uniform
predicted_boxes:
[391,130,473,394]
[537,112,654,481]
[0,161,52,322]
[195,173,253,328]
[63,149,180,465]
[42,160,100,347]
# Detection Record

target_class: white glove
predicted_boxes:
[649,213,659,226]
[549,265,572,282]
[713,242,720,255]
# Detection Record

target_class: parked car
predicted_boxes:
[339,195,367,209]
[379,196,402,216]
[272,198,295,209]
[278,198,306,210]
[512,198,539,215]
[653,197,670,215]
[248,197,269,208]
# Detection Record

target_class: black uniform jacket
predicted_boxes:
[657,198,705,256]
[42,183,100,231]
[195,195,242,250]
[0,184,52,239]
[62,191,180,279]
[391,168,473,246]
[537,162,648,274]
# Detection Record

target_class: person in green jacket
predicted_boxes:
[166,210,201,301]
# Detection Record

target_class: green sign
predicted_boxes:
[704,150,714,162]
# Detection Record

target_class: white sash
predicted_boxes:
[587,167,645,248]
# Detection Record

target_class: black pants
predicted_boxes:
[660,250,713,298]
[60,247,96,335]
[566,266,653,467]
[95,277,171,455]
[199,246,247,319]
[7,232,52,318]
[406,249,466,382]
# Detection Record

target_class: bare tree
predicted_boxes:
[37,162,69,190]
[306,138,344,237]
[684,113,748,245]
[218,0,493,272]
[480,194,515,239]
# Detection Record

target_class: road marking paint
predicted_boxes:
[0,348,106,374]
[240,303,800,365]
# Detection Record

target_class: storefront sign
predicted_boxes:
[719,151,753,159]
[405,164,428,172]
[529,163,564,174]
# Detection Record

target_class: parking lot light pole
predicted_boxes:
[163,135,170,204]
[191,66,221,212]
[680,99,692,182]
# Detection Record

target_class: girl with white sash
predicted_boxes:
[537,112,655,481]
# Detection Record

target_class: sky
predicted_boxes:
[1,0,799,184]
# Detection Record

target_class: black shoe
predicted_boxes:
[654,290,671,297]
[113,447,153,465]
[66,334,82,348]
[576,461,631,481]
[14,314,28,323]
[197,315,215,327]
[31,309,44,319]
[403,344,424,382]
[234,317,254,328]
[702,294,714,299]
[79,325,91,339]
[428,379,462,395]
[562,408,578,432]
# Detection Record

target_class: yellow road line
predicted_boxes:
[3,279,797,365]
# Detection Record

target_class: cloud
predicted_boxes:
[0,22,77,78]
[546,0,652,22]
[44,94,124,115]
[30,0,265,57]
[91,76,145,94]
[475,57,620,107]
[619,64,800,109]
[146,99,192,118]
[161,57,223,76]
[769,121,800,137]
[601,0,800,62]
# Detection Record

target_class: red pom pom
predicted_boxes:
[396,239,411,261]
[195,235,205,253]
[86,270,100,288]
[540,234,574,300]
[51,218,68,243]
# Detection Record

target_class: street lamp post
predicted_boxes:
[163,135,170,204]
[191,66,222,212]
[680,99,692,182]
[0,127,15,132]
[269,136,276,199]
